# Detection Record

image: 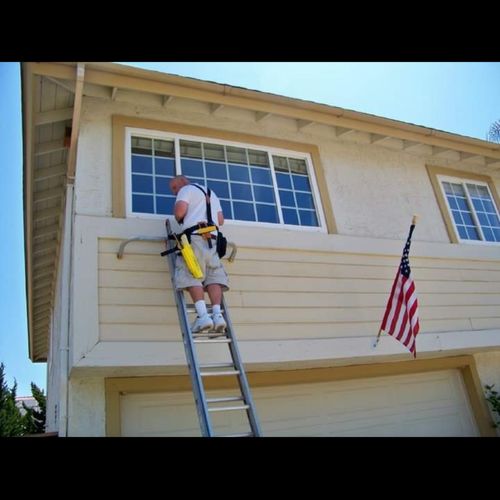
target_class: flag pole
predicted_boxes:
[373,214,419,349]
[373,328,383,347]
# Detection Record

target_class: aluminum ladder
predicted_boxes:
[164,219,262,437]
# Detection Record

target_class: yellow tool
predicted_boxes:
[177,234,204,279]
[194,224,217,235]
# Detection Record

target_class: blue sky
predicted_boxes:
[1,61,499,396]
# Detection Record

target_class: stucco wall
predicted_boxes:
[74,94,499,242]
[67,376,106,436]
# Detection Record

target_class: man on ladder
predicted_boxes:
[166,175,261,436]
[169,175,228,334]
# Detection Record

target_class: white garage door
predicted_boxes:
[120,369,478,437]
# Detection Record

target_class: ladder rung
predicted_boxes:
[200,370,240,377]
[208,404,250,413]
[206,396,244,403]
[215,432,254,437]
[192,332,228,338]
[200,363,234,369]
[194,338,231,344]
[185,304,224,314]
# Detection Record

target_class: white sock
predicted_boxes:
[195,300,208,318]
[212,304,221,316]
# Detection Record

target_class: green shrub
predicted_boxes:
[484,384,500,428]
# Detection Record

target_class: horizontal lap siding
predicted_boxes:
[98,239,500,343]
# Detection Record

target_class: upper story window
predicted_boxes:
[439,176,500,243]
[126,128,326,231]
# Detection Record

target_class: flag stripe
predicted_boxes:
[379,223,420,357]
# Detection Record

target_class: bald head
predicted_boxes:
[169,175,190,195]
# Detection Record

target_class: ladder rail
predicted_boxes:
[222,293,263,437]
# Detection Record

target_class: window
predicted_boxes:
[126,129,325,230]
[439,176,500,243]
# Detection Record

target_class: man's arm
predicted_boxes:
[174,200,189,224]
[217,211,224,226]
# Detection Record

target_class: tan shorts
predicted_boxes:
[174,235,229,291]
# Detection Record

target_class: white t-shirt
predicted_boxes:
[175,183,223,230]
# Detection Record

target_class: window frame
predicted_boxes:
[125,126,328,233]
[437,173,500,245]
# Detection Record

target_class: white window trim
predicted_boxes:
[125,127,327,233]
[437,174,500,245]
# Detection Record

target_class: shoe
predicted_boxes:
[191,315,214,333]
[212,313,227,333]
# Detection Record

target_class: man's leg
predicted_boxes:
[187,285,213,332]
[207,284,226,332]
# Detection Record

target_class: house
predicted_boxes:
[15,396,39,415]
[21,62,500,436]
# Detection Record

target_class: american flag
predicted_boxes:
[379,222,420,357]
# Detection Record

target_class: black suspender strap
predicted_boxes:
[191,184,215,248]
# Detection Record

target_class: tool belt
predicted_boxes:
[161,222,227,263]
[183,222,227,259]
[161,230,204,279]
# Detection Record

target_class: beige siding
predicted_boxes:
[98,238,500,344]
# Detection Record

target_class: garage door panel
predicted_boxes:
[120,369,478,436]
[121,392,200,437]
[398,377,457,405]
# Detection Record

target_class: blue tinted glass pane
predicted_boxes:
[156,196,175,215]
[457,225,468,239]
[205,161,228,180]
[493,228,500,241]
[207,180,230,198]
[452,210,463,225]
[181,158,204,177]
[220,200,232,219]
[472,198,483,211]
[457,197,468,210]
[279,190,295,207]
[299,210,318,227]
[283,208,299,225]
[296,192,315,210]
[488,213,499,227]
[292,174,311,192]
[155,158,175,176]
[477,212,489,226]
[256,204,278,223]
[447,196,458,209]
[132,174,153,193]
[231,183,253,201]
[466,226,480,240]
[233,202,255,221]
[482,228,495,242]
[228,164,250,182]
[253,185,275,204]
[132,194,154,213]
[483,200,494,212]
[132,155,153,174]
[155,177,171,195]
[461,212,474,225]
[276,172,292,189]
[251,167,272,185]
